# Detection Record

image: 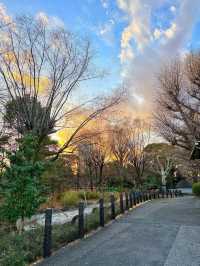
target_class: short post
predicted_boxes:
[140,192,143,202]
[99,198,104,227]
[129,192,133,207]
[158,191,160,199]
[162,190,164,198]
[149,192,152,200]
[166,190,169,198]
[78,202,84,238]
[110,194,115,220]
[153,192,156,199]
[137,192,140,204]
[43,208,52,258]
[125,192,129,210]
[133,192,136,206]
[120,193,124,213]
[170,190,173,198]
[141,192,144,202]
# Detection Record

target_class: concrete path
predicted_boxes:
[38,196,200,266]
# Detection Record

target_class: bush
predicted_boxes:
[192,182,200,196]
[60,191,79,208]
[52,223,78,249]
[0,227,43,266]
[77,190,100,201]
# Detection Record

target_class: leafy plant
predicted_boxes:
[60,191,80,208]
[0,134,48,231]
[192,182,200,197]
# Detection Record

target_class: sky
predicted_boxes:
[1,0,200,115]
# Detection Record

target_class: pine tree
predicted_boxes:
[0,134,48,232]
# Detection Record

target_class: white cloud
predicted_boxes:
[101,0,109,9]
[170,5,176,13]
[119,44,134,62]
[154,28,162,40]
[97,19,115,45]
[117,0,152,62]
[0,3,12,24]
[36,12,49,25]
[164,22,177,39]
[118,0,200,113]
[36,11,64,29]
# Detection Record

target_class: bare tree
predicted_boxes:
[128,119,151,187]
[154,52,200,151]
[0,15,122,158]
[110,121,130,182]
[78,134,109,188]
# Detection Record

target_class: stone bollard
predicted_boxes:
[43,208,52,258]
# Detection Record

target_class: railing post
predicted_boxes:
[78,202,84,238]
[120,193,124,213]
[43,208,52,258]
[139,192,142,203]
[110,194,115,220]
[133,192,136,206]
[149,192,152,200]
[137,192,140,204]
[99,198,104,227]
[129,192,133,207]
[125,192,129,210]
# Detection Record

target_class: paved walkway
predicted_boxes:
[38,196,200,266]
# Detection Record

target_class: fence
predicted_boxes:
[42,189,183,258]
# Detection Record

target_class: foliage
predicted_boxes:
[78,190,100,200]
[192,182,200,197]
[143,175,161,189]
[0,223,78,266]
[42,156,73,194]
[0,134,48,226]
[60,191,80,208]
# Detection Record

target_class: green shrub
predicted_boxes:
[85,208,100,232]
[52,223,78,250]
[85,191,100,200]
[193,182,200,196]
[61,191,79,208]
[0,227,43,266]
[77,190,100,201]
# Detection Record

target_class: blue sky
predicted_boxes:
[1,0,200,109]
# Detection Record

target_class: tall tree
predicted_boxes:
[128,119,151,187]
[154,51,200,151]
[0,15,122,158]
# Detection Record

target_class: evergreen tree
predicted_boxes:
[0,134,48,232]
